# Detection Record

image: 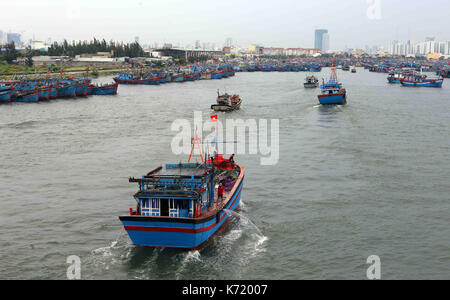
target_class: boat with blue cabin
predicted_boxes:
[317,68,347,105]
[400,73,444,88]
[119,149,244,250]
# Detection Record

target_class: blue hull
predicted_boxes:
[120,179,244,249]
[57,85,77,98]
[0,90,12,102]
[75,84,88,96]
[318,94,346,105]
[39,89,51,100]
[91,87,117,95]
[401,81,443,87]
[212,73,224,80]
[172,76,184,82]
[13,93,39,103]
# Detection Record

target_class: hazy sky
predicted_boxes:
[1,0,449,49]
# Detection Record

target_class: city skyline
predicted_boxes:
[0,0,449,50]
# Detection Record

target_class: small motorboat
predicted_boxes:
[304,75,319,88]
[351,67,357,73]
[211,90,242,112]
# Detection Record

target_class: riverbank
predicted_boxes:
[0,63,127,79]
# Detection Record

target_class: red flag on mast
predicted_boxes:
[210,115,218,122]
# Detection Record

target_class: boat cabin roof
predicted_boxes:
[146,164,208,178]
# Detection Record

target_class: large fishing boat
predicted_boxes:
[317,68,347,105]
[119,127,245,249]
[400,73,444,88]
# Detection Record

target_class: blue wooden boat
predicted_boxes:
[172,73,185,82]
[88,82,119,95]
[401,74,444,88]
[119,153,244,250]
[49,84,58,99]
[75,82,90,97]
[38,87,51,101]
[387,72,405,84]
[57,83,77,98]
[318,68,347,105]
[211,70,225,79]
[12,90,40,103]
[0,87,13,103]
[114,73,161,85]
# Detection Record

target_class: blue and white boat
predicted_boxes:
[317,68,347,105]
[119,152,244,250]
[88,82,119,95]
[401,73,444,88]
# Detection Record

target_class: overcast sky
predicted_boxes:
[1,0,449,49]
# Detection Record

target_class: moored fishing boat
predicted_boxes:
[75,81,90,97]
[172,73,185,82]
[0,87,14,103]
[317,68,347,105]
[38,86,51,101]
[119,138,245,249]
[211,70,225,80]
[400,74,444,88]
[387,72,405,84]
[88,82,119,95]
[57,83,77,98]
[12,89,40,103]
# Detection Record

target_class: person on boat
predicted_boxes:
[229,154,235,169]
[218,184,225,201]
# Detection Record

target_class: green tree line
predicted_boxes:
[0,43,18,64]
[47,38,146,58]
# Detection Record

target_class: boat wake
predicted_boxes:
[223,209,269,256]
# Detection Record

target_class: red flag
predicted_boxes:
[85,67,89,71]
[210,115,218,122]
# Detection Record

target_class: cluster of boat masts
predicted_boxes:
[0,77,119,103]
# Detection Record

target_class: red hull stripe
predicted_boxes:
[125,184,243,234]
[318,93,345,98]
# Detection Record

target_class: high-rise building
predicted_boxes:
[314,29,328,52]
